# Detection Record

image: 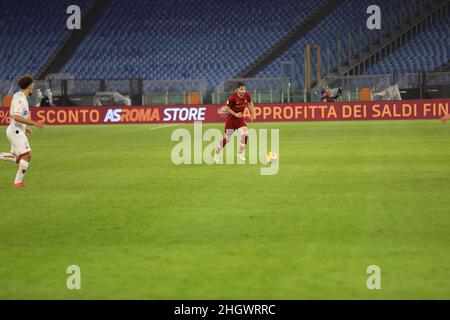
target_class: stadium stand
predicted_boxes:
[256,0,432,87]
[364,12,450,79]
[0,0,92,88]
[60,0,326,88]
[1,0,449,100]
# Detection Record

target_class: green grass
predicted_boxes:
[0,120,449,299]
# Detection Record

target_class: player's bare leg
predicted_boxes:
[237,126,248,161]
[441,113,450,123]
[0,152,17,163]
[215,129,233,163]
[13,152,31,188]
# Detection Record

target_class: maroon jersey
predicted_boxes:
[226,92,252,122]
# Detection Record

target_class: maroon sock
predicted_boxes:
[216,137,228,154]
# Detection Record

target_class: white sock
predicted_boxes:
[0,152,16,163]
[14,159,29,184]
[239,143,246,155]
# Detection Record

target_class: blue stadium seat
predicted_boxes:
[0,0,92,92]
[1,0,448,94]
[364,13,450,79]
[60,0,325,89]
[256,0,435,87]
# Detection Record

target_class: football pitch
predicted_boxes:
[0,120,449,299]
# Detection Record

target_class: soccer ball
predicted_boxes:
[266,151,277,163]
[218,107,228,115]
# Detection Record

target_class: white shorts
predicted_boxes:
[6,128,31,156]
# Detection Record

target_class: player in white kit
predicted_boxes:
[0,76,44,187]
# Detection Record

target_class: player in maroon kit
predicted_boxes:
[215,82,255,163]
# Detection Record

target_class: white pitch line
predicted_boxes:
[149,124,180,130]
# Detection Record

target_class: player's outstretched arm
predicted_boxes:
[13,115,45,128]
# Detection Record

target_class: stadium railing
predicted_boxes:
[311,74,393,101]
[398,72,450,88]
[213,77,297,104]
[397,72,450,99]
[3,72,450,108]
[142,79,207,106]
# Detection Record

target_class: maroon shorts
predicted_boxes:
[225,117,247,132]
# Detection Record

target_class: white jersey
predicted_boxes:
[8,91,29,134]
